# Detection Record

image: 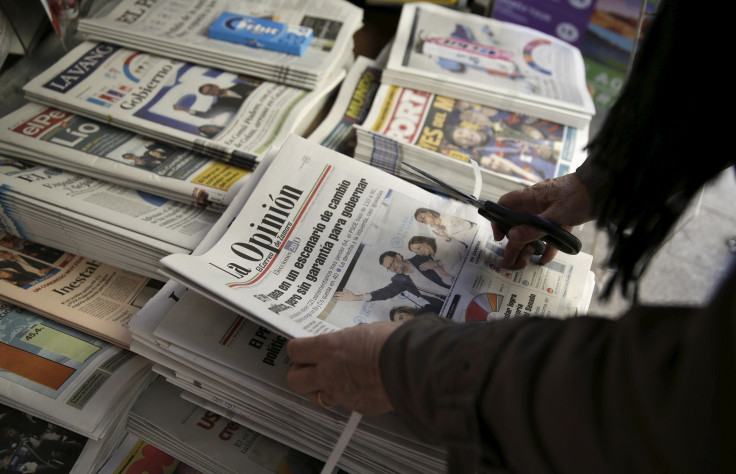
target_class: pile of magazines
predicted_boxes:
[78,0,363,90]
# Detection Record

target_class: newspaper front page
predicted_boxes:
[384,2,596,128]
[0,103,251,211]
[161,134,593,338]
[0,301,152,439]
[354,82,588,201]
[0,231,162,347]
[79,0,363,89]
[23,41,344,167]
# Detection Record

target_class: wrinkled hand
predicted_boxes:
[287,321,401,415]
[493,173,593,269]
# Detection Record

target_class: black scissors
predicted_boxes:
[402,162,581,255]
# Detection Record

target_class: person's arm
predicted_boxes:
[380,262,736,472]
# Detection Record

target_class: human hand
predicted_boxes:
[287,321,400,415]
[493,173,593,269]
[333,289,363,302]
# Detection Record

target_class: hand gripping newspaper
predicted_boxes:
[158,134,594,470]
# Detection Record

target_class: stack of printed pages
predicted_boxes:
[353,81,589,202]
[0,300,155,471]
[383,2,596,129]
[126,134,595,472]
[127,377,350,474]
[0,103,252,213]
[22,41,343,168]
[0,158,219,280]
[77,0,363,90]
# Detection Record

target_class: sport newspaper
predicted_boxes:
[160,134,593,338]
[384,2,596,128]
[0,300,151,439]
[23,41,344,168]
[0,230,162,348]
[0,103,251,212]
[355,82,589,200]
[78,0,363,89]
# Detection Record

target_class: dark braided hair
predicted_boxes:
[584,0,732,299]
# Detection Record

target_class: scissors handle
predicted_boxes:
[479,201,582,255]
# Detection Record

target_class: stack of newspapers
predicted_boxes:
[126,377,349,474]
[382,3,595,129]
[0,300,154,472]
[0,158,219,280]
[0,103,252,213]
[22,41,344,169]
[0,230,163,348]
[78,0,363,90]
[126,134,595,471]
[353,82,589,202]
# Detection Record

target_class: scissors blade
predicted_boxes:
[401,162,482,209]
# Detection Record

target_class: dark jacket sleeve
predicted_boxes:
[379,261,736,473]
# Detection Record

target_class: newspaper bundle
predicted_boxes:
[307,56,384,158]
[383,2,596,128]
[126,377,342,474]
[0,157,220,280]
[22,41,344,168]
[160,134,594,339]
[0,300,153,440]
[353,82,589,202]
[0,103,252,212]
[128,280,445,473]
[78,0,363,90]
[0,231,161,348]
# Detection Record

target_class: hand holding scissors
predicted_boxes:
[402,162,582,256]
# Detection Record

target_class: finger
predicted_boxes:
[512,243,538,270]
[287,337,329,365]
[539,245,559,265]
[506,224,547,245]
[491,221,505,241]
[500,240,526,268]
[286,364,321,394]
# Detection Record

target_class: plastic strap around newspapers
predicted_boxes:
[469,158,483,200]
[320,411,362,474]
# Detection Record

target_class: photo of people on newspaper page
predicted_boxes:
[23,42,342,168]
[160,135,593,338]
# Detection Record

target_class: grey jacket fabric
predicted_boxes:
[379,259,736,472]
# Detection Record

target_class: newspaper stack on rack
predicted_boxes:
[353,82,589,202]
[0,300,153,442]
[383,2,595,129]
[125,134,595,471]
[0,231,161,348]
[77,0,363,90]
[0,103,253,213]
[0,401,127,474]
[127,377,347,474]
[22,41,343,169]
[0,158,219,280]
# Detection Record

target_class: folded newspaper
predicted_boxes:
[383,2,596,128]
[0,157,220,280]
[0,300,153,440]
[128,280,445,473]
[78,0,363,90]
[307,56,385,158]
[354,82,589,202]
[0,231,161,348]
[22,41,344,168]
[0,103,252,212]
[160,134,594,338]
[126,377,339,474]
